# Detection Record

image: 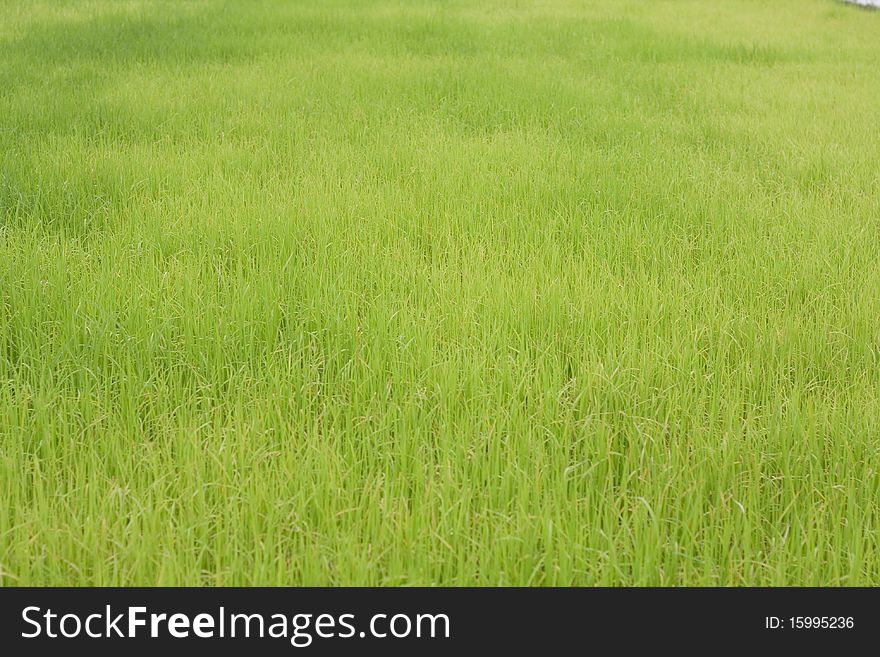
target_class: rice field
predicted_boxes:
[2,0,880,586]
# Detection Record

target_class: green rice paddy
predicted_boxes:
[1,0,879,585]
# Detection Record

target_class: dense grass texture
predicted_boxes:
[2,0,880,586]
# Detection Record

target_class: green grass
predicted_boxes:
[2,0,880,586]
